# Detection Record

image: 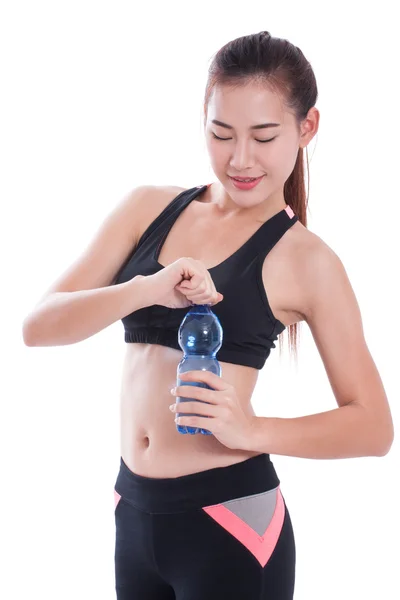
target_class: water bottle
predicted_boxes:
[175,304,223,435]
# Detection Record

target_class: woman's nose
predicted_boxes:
[229,142,255,171]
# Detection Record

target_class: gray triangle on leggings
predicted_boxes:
[221,487,279,537]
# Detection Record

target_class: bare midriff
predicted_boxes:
[119,342,263,478]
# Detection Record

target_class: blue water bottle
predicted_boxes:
[175,304,223,435]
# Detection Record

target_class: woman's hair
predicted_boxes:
[203,31,318,361]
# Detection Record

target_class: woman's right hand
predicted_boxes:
[138,257,224,309]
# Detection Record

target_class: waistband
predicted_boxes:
[114,453,280,514]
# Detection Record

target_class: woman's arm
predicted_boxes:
[22,184,158,347]
[22,276,149,347]
[247,240,394,459]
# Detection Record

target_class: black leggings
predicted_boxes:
[114,453,296,599]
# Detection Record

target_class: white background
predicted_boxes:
[2,1,399,598]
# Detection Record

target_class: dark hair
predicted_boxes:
[203,31,318,361]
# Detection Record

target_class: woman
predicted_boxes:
[23,32,394,599]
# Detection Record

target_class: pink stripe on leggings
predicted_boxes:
[203,487,285,567]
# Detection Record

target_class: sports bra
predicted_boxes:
[112,184,299,369]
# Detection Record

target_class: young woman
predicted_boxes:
[23,31,393,600]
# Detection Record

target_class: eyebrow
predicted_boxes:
[211,119,281,130]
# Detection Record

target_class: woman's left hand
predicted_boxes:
[169,370,256,451]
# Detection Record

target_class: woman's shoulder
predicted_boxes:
[134,184,189,242]
[286,221,345,320]
[261,218,341,325]
[291,223,340,274]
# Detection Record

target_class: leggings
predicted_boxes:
[114,453,296,599]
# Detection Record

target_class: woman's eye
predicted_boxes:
[211,133,275,143]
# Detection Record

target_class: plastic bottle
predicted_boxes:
[175,304,223,435]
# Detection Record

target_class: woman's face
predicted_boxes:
[204,82,316,211]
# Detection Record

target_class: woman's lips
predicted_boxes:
[229,175,264,190]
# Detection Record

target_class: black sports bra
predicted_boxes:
[112,184,299,369]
